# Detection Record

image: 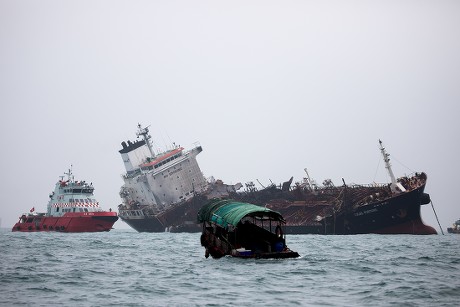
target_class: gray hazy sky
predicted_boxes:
[1,0,459,231]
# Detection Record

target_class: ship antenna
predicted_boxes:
[378,140,406,193]
[64,164,74,183]
[136,123,155,158]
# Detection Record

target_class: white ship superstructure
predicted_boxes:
[119,124,208,213]
[48,167,104,217]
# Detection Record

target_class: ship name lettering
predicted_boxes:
[364,208,378,214]
[354,208,378,217]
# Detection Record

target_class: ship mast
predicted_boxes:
[378,140,406,193]
[64,165,74,183]
[303,168,315,191]
[136,123,155,158]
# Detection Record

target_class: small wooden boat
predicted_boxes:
[197,199,300,259]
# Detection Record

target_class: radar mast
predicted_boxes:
[137,123,155,158]
[378,140,406,193]
[64,165,74,183]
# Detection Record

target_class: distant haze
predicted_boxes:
[1,1,459,232]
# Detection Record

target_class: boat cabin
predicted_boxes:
[48,179,104,217]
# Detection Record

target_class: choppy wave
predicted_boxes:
[1,229,459,306]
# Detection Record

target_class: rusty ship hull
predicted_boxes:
[117,127,436,235]
[229,172,436,235]
[322,182,435,235]
[119,172,436,235]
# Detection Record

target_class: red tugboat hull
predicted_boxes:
[12,212,118,232]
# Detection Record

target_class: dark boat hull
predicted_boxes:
[120,216,166,232]
[118,195,207,233]
[119,173,436,235]
[120,215,201,232]
[12,212,118,232]
[119,189,435,235]
[320,184,436,235]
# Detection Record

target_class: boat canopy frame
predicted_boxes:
[197,199,285,229]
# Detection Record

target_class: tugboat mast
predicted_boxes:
[64,165,74,183]
[379,140,406,193]
[136,123,155,158]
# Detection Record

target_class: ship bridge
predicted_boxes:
[140,147,184,171]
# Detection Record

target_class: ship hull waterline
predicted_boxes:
[12,213,118,233]
[118,184,436,235]
[319,183,436,235]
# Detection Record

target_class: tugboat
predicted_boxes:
[12,167,118,232]
[198,199,300,259]
[447,219,460,234]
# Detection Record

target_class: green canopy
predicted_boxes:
[197,199,284,228]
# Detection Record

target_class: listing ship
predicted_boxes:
[12,168,118,232]
[118,125,436,235]
[117,124,241,232]
[447,219,460,234]
[233,140,436,235]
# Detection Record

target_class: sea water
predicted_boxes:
[0,228,458,306]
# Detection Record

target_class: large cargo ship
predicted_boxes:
[12,168,118,232]
[117,125,436,235]
[117,124,241,232]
